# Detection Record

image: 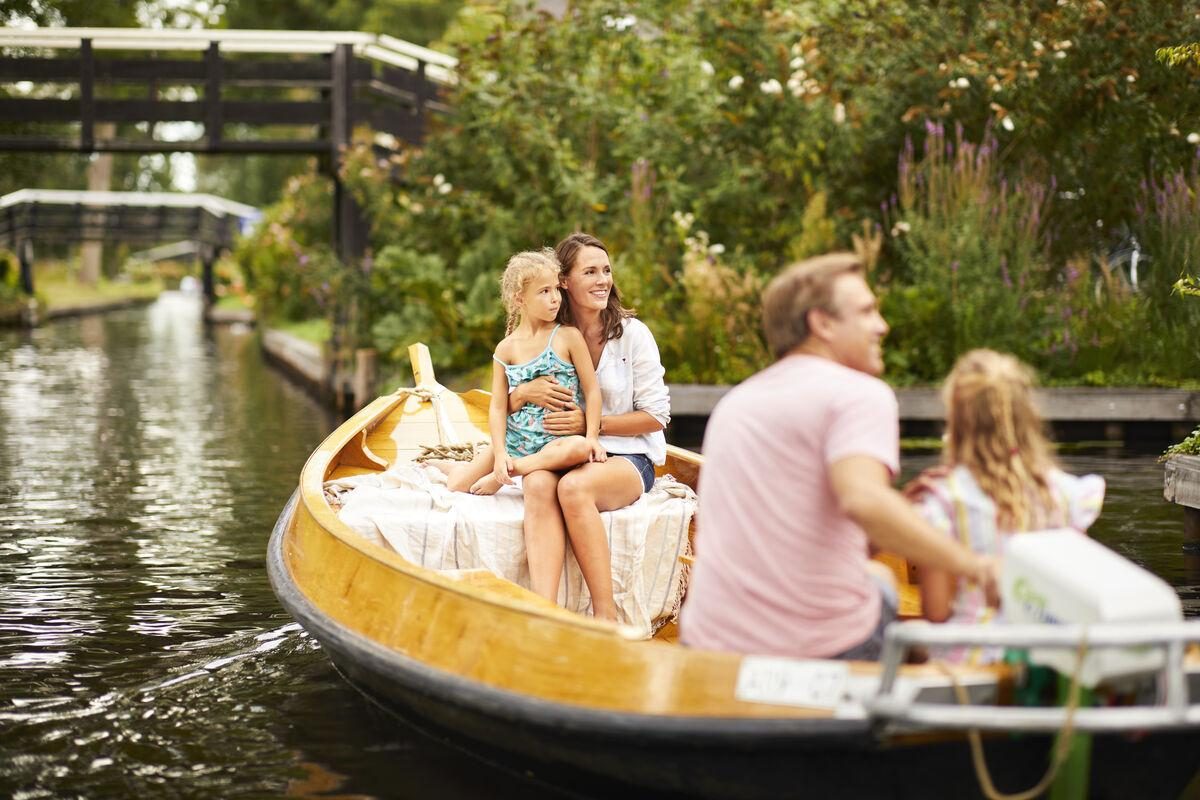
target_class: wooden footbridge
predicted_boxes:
[0,188,259,303]
[0,27,456,268]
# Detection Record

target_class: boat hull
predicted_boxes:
[268,496,1200,800]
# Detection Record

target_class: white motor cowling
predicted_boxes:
[1002,529,1183,687]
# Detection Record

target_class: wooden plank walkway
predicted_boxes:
[670,385,1200,423]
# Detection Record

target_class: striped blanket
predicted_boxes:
[326,464,697,635]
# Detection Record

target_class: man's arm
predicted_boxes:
[829,455,997,595]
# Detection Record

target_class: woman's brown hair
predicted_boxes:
[554,232,633,342]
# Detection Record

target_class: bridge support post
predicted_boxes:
[200,244,217,307]
[18,239,34,295]
[328,43,369,411]
[330,43,367,268]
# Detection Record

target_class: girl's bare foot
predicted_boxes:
[469,474,504,495]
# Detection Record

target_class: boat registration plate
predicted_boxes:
[734,657,849,709]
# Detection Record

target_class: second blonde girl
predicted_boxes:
[911,349,1105,663]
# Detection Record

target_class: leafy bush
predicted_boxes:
[1163,426,1200,459]
[246,0,1200,387]
[880,123,1076,381]
[233,172,339,323]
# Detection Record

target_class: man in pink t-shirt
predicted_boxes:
[680,253,997,659]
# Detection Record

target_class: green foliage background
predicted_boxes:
[13,0,1197,388]
[234,0,1200,387]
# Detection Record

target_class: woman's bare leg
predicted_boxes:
[522,470,566,602]
[557,459,643,622]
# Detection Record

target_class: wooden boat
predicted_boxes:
[269,345,1200,799]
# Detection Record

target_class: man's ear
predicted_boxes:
[806,306,834,341]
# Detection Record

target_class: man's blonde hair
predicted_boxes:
[761,252,864,359]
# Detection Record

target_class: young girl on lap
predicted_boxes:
[443,248,606,495]
[911,349,1105,663]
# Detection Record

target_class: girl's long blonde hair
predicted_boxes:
[942,349,1059,530]
[500,248,561,335]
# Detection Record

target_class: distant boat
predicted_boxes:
[269,344,1200,799]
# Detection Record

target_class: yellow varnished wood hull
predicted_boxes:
[266,345,1200,798]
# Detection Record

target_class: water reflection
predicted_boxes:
[0,296,569,799]
[0,295,1194,798]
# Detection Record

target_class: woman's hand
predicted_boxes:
[587,438,607,463]
[513,375,577,412]
[542,407,586,436]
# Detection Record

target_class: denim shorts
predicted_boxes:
[833,572,899,661]
[610,452,655,493]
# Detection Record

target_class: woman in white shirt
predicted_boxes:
[507,233,671,621]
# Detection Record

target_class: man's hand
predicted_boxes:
[974,554,1002,608]
[542,407,586,436]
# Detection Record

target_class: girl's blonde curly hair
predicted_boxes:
[942,349,1060,530]
[500,248,561,335]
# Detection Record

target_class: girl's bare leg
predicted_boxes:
[557,459,642,622]
[522,469,567,603]
[445,448,495,493]
[511,436,591,476]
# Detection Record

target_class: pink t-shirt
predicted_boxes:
[679,354,900,658]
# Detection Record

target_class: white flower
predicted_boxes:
[1032,40,1045,53]
[833,102,846,124]
[603,14,637,31]
[954,77,970,89]
[790,56,806,69]
[708,243,726,256]
[1188,133,1200,145]
[1054,40,1073,50]
[432,173,446,187]
[1125,74,1136,83]
[373,132,398,150]
[438,182,452,195]
[700,60,715,76]
[1001,116,1015,132]
[1054,50,1067,60]
[728,75,744,90]
[890,221,911,237]
[760,78,783,95]
[672,210,695,231]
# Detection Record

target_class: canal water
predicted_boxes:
[0,294,1196,799]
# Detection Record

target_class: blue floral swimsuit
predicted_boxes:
[496,325,584,458]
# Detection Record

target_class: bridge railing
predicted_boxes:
[0,27,458,154]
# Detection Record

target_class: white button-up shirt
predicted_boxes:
[595,318,670,464]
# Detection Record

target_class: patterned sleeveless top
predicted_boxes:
[494,325,585,457]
